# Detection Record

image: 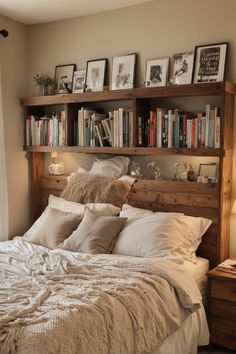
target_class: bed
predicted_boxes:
[0,165,227,354]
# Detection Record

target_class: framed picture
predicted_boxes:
[72,70,86,93]
[54,64,76,94]
[85,59,107,92]
[172,52,194,85]
[111,53,136,90]
[192,42,228,84]
[198,162,218,182]
[145,58,169,87]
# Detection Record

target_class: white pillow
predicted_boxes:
[23,195,121,240]
[89,156,130,177]
[120,203,183,219]
[112,210,212,263]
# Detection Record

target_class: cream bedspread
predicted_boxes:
[0,239,202,354]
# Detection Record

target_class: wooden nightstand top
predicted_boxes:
[208,257,236,281]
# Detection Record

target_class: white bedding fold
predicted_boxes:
[0,239,202,354]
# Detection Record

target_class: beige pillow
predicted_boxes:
[60,172,132,208]
[27,207,83,249]
[59,207,127,254]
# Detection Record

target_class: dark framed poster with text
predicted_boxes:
[192,42,228,83]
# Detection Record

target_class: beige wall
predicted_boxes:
[0,16,30,236]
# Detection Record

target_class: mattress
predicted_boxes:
[183,256,209,304]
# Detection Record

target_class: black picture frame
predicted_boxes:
[54,64,76,94]
[85,58,108,92]
[111,53,137,90]
[192,42,228,84]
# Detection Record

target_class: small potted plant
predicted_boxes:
[33,73,55,96]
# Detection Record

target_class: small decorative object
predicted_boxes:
[145,58,169,87]
[85,59,108,92]
[174,162,190,181]
[111,53,136,90]
[147,161,161,180]
[48,152,65,175]
[172,52,194,85]
[130,161,144,179]
[187,164,195,181]
[54,64,76,94]
[192,42,228,84]
[33,73,55,96]
[72,70,86,93]
[198,162,218,183]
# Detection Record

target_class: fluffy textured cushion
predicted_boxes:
[59,208,127,254]
[26,207,83,249]
[23,195,120,241]
[60,172,133,208]
[89,156,130,177]
[112,206,212,263]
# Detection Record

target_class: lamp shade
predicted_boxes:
[232,200,236,214]
[51,151,58,159]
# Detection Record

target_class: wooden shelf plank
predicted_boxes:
[21,81,236,107]
[23,145,224,156]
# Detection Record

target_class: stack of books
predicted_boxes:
[25,111,66,146]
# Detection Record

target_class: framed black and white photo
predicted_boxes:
[145,58,169,87]
[172,52,194,85]
[111,54,136,90]
[85,59,107,92]
[72,70,86,93]
[192,42,228,84]
[54,64,76,94]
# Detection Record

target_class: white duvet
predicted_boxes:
[0,239,202,354]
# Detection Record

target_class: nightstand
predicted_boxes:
[207,258,236,350]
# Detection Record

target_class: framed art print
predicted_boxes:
[192,42,228,83]
[111,54,136,90]
[85,59,107,92]
[54,64,76,94]
[72,70,86,93]
[145,58,169,87]
[172,52,194,85]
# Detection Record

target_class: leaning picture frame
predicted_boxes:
[145,57,169,87]
[72,70,86,93]
[85,59,108,92]
[54,64,76,94]
[172,52,194,85]
[198,162,218,182]
[111,53,136,90]
[192,42,228,84]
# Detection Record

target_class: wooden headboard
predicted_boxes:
[41,175,227,269]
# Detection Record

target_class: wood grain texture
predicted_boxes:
[32,152,44,220]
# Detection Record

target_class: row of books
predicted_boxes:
[74,107,134,147]
[25,111,66,146]
[138,105,220,148]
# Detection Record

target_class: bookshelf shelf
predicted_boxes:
[23,145,225,157]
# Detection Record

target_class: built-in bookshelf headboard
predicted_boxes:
[41,175,227,269]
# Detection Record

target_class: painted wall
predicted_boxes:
[0,16,30,236]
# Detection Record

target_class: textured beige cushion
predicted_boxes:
[27,207,83,249]
[59,208,127,254]
[60,172,132,208]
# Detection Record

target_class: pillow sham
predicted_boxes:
[89,156,130,177]
[112,213,212,263]
[60,172,134,208]
[26,207,83,249]
[23,195,121,241]
[59,207,127,254]
[121,203,184,219]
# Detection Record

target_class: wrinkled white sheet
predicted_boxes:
[0,239,202,354]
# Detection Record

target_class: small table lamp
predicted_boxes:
[48,151,65,175]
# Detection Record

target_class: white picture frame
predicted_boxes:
[111,54,136,90]
[85,59,107,92]
[72,70,86,93]
[172,52,194,85]
[145,58,169,87]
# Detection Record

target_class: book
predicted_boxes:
[217,259,236,275]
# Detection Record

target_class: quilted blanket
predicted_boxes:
[0,239,201,354]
